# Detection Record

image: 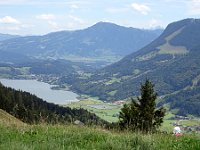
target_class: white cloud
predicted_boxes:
[131,3,151,15]
[68,15,84,24]
[7,26,20,31]
[0,25,23,35]
[20,24,35,28]
[148,19,164,28]
[35,13,59,29]
[36,14,56,20]
[70,4,79,9]
[48,21,58,28]
[0,16,20,24]
[188,0,200,15]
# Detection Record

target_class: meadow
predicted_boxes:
[1,108,200,150]
[66,97,121,122]
[1,124,200,150]
[66,98,200,133]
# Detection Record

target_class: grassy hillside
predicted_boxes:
[0,109,25,127]
[0,124,200,150]
[0,105,199,150]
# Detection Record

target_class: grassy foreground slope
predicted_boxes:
[0,124,200,150]
[0,108,199,150]
[0,109,25,127]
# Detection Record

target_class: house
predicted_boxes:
[113,100,125,105]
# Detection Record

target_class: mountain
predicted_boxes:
[0,22,162,65]
[70,18,200,116]
[0,33,20,41]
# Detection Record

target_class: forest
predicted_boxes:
[0,82,108,126]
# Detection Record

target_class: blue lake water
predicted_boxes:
[0,79,79,105]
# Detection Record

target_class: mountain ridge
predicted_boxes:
[0,33,20,41]
[0,22,162,65]
[70,18,200,116]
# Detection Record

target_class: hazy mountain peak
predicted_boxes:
[173,18,200,25]
[87,21,127,32]
[93,21,117,26]
[0,22,162,64]
[162,18,200,37]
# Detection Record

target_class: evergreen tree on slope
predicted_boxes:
[119,79,165,132]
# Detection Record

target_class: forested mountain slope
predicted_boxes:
[0,82,108,125]
[70,18,200,116]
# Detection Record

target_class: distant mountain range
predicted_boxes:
[71,18,200,116]
[0,22,162,65]
[0,33,20,41]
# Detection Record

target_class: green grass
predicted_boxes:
[1,107,200,150]
[158,27,188,55]
[105,77,121,85]
[66,98,200,129]
[136,51,157,61]
[108,90,117,96]
[0,67,30,79]
[66,97,200,135]
[15,67,30,75]
[1,124,200,150]
[180,119,200,126]
[160,112,175,132]
[66,98,121,122]
[0,109,26,127]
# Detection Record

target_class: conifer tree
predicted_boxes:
[119,79,165,132]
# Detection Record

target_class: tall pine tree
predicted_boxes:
[119,79,165,132]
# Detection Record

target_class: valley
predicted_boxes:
[1,76,199,131]
[0,18,200,138]
[1,1,200,149]
[1,19,200,120]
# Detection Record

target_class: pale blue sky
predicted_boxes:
[0,0,199,35]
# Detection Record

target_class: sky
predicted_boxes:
[0,0,200,35]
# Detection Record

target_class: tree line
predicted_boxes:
[0,82,108,126]
[0,80,165,133]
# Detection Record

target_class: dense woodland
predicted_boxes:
[0,82,108,126]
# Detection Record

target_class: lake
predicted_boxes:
[0,79,79,105]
